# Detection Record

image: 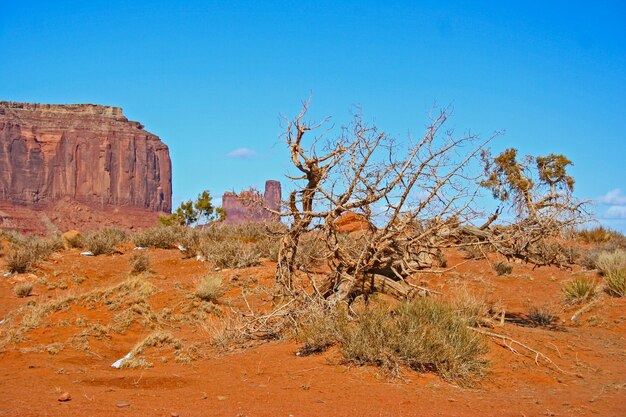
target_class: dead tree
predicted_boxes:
[274,101,497,302]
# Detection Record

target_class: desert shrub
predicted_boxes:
[338,298,488,383]
[129,252,150,275]
[595,250,626,297]
[605,270,626,297]
[492,261,512,275]
[579,226,613,244]
[295,233,329,270]
[200,239,260,269]
[296,303,341,355]
[195,275,226,302]
[14,283,33,298]
[83,228,127,255]
[562,276,597,305]
[450,288,492,327]
[133,225,189,249]
[527,306,557,327]
[5,236,62,273]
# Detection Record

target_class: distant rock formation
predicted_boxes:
[222,180,281,224]
[0,101,172,233]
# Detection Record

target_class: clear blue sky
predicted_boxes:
[1,1,625,229]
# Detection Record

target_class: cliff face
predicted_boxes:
[0,101,172,213]
[222,180,281,224]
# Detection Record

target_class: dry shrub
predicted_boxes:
[200,239,260,269]
[295,233,329,270]
[579,226,614,244]
[450,288,492,327]
[130,331,182,355]
[527,306,557,327]
[562,276,597,305]
[596,250,626,297]
[203,315,246,349]
[132,225,191,249]
[119,357,153,369]
[129,252,150,275]
[195,275,226,302]
[83,228,127,255]
[339,299,488,383]
[5,235,62,273]
[14,283,33,298]
[492,261,512,275]
[296,303,340,355]
[298,298,488,384]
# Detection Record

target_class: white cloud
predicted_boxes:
[596,188,626,206]
[226,147,258,159]
[604,205,626,219]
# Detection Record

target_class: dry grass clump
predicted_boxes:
[195,275,226,302]
[296,303,340,355]
[298,298,488,384]
[5,235,63,273]
[83,228,127,255]
[492,261,512,275]
[562,276,597,305]
[200,239,260,269]
[198,222,284,262]
[527,306,557,327]
[132,225,191,249]
[596,250,626,297]
[579,226,626,245]
[340,299,488,383]
[14,283,33,298]
[119,331,183,369]
[129,252,150,275]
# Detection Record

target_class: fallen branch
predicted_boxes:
[470,327,566,374]
[570,299,599,323]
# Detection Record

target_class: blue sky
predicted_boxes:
[1,1,625,229]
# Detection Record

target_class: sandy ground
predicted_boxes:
[0,245,624,417]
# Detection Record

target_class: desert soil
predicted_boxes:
[0,245,624,417]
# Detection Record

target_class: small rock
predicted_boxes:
[116,402,130,408]
[171,413,180,417]
[58,392,71,402]
[216,396,227,401]
[80,251,94,256]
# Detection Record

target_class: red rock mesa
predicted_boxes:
[222,180,281,224]
[0,101,172,233]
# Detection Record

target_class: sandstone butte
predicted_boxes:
[222,180,282,224]
[0,101,172,233]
